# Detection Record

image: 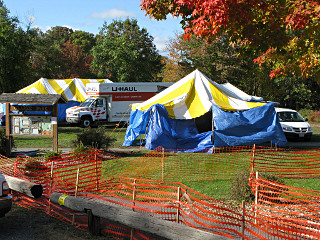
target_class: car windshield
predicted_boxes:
[277,111,305,122]
[80,98,95,107]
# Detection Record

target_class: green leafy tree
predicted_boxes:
[91,18,163,82]
[141,0,320,82]
[164,33,272,97]
[70,30,96,56]
[0,1,34,92]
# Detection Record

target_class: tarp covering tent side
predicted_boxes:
[123,70,287,151]
[14,78,112,122]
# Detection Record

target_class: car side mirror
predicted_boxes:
[305,118,308,121]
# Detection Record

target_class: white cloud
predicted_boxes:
[89,9,135,19]
[32,25,79,32]
[153,36,169,52]
[33,25,51,32]
[28,15,36,23]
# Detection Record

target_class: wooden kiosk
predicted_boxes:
[0,93,67,156]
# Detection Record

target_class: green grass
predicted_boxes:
[11,122,320,202]
[13,124,127,149]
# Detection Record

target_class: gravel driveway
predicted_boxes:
[0,205,106,240]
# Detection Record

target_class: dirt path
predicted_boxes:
[0,205,106,240]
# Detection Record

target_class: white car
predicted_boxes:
[275,108,313,141]
[0,174,12,217]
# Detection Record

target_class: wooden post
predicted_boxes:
[241,200,245,239]
[87,209,101,236]
[5,103,11,156]
[176,187,181,223]
[75,168,80,197]
[72,168,80,225]
[48,161,54,212]
[52,103,58,152]
[254,171,259,225]
[95,149,99,191]
[132,179,136,212]
[162,148,165,181]
[251,144,256,172]
[4,175,43,198]
[50,192,227,240]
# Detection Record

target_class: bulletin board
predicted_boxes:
[11,116,54,136]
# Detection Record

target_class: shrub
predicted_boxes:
[73,143,92,153]
[73,127,116,150]
[309,110,320,122]
[230,171,285,204]
[45,151,62,159]
[230,171,255,203]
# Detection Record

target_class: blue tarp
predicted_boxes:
[212,103,287,147]
[123,102,287,152]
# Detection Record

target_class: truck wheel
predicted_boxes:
[81,116,92,128]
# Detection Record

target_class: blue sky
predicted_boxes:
[4,0,183,55]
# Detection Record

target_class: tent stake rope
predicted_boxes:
[108,106,131,139]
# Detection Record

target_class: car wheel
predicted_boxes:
[81,116,92,128]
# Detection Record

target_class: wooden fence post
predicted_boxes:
[241,200,245,240]
[95,149,99,191]
[87,209,101,236]
[254,171,259,225]
[132,179,136,212]
[48,161,54,213]
[162,148,165,181]
[251,144,256,172]
[176,187,181,223]
[72,168,80,225]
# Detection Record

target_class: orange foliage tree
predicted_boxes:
[141,0,320,81]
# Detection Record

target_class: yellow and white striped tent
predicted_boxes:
[17,78,112,102]
[133,69,265,119]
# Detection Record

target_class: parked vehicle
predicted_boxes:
[0,174,12,217]
[275,107,313,141]
[66,82,172,127]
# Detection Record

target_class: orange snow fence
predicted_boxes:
[1,146,320,239]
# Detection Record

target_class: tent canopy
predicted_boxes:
[14,78,112,122]
[133,69,265,120]
[124,70,287,151]
[17,78,112,103]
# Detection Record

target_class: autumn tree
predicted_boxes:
[91,18,163,82]
[60,41,93,78]
[141,0,320,81]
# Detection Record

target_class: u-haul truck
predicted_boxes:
[66,82,172,127]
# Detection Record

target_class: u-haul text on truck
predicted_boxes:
[66,82,172,127]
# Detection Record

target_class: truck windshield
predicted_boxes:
[80,98,95,107]
[277,111,305,122]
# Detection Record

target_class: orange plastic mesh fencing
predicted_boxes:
[250,173,320,239]
[0,154,15,175]
[103,146,253,182]
[251,147,320,178]
[10,146,320,240]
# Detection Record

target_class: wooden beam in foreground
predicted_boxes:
[4,175,43,198]
[50,192,231,240]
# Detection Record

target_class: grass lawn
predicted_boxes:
[11,121,320,202]
[13,123,127,149]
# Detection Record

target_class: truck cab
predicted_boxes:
[66,82,173,127]
[66,97,107,127]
